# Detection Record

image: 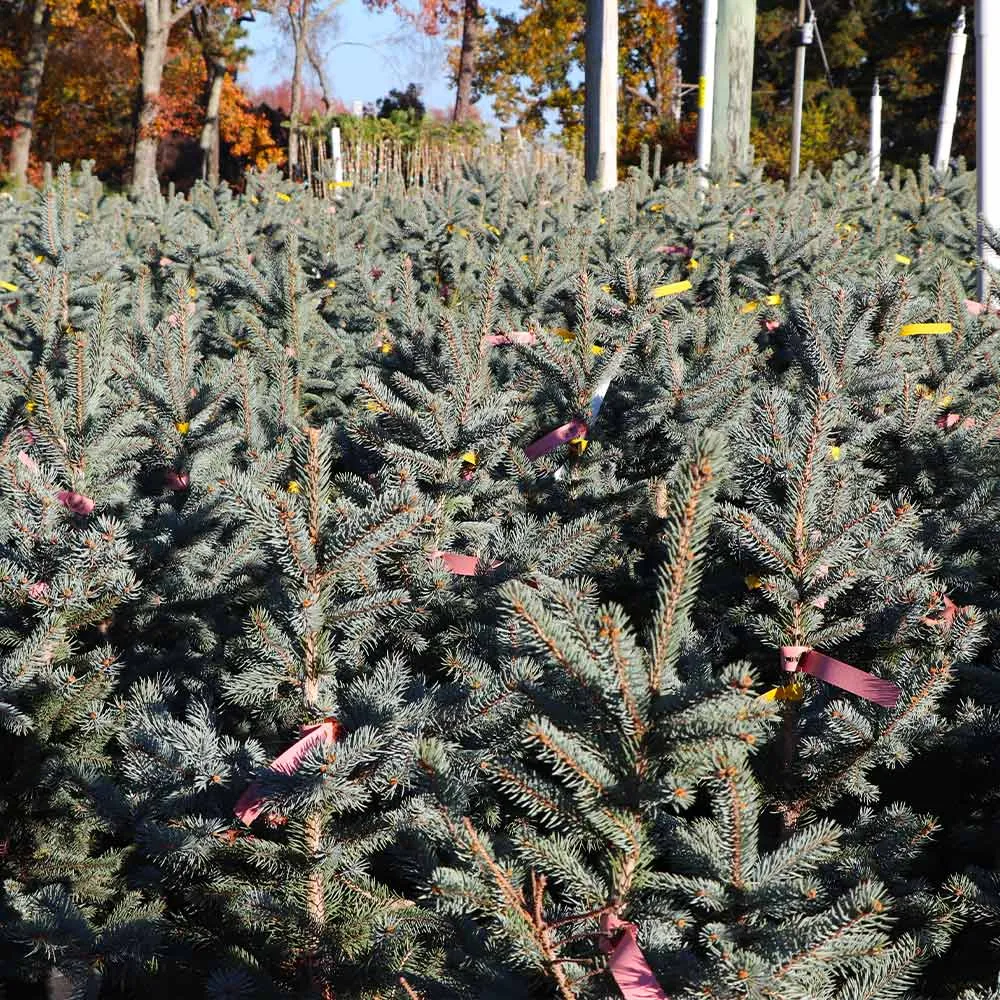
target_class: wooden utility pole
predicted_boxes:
[584,0,618,191]
[789,0,809,182]
[710,0,757,173]
[978,0,999,299]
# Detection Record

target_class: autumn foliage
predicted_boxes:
[0,0,283,189]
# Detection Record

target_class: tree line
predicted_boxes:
[0,0,977,195]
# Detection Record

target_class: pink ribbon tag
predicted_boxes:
[524,418,588,460]
[781,646,899,707]
[655,245,690,256]
[57,490,94,515]
[17,451,38,473]
[965,299,998,316]
[428,550,503,576]
[483,330,537,347]
[165,470,190,490]
[599,912,669,1000]
[234,718,344,826]
[28,582,49,599]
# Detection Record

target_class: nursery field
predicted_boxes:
[3,151,1000,1000]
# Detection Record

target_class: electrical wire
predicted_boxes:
[806,0,835,87]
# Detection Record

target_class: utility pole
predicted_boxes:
[934,8,967,174]
[696,0,719,187]
[978,1,999,300]
[870,77,882,188]
[584,0,618,191]
[710,0,757,174]
[789,0,812,182]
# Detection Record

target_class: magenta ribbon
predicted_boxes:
[234,718,344,826]
[57,490,95,515]
[483,330,537,347]
[524,418,588,460]
[428,550,503,576]
[780,646,900,708]
[165,470,190,490]
[599,912,669,1000]
[655,245,691,257]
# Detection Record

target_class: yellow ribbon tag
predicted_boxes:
[251,196,259,205]
[34,255,43,263]
[25,401,36,413]
[829,445,842,461]
[327,280,336,289]
[553,327,576,342]
[483,223,501,236]
[895,253,911,265]
[460,451,477,465]
[591,345,605,355]
[380,341,393,355]
[652,279,692,298]
[569,436,588,455]
[276,192,291,202]
[328,180,353,188]
[745,575,762,589]
[188,288,197,298]
[600,284,612,293]
[900,323,953,336]
[760,682,806,702]
[520,254,530,262]
[175,421,190,435]
[364,401,382,412]
[600,217,606,224]
[0,281,17,292]
[649,204,664,212]
[287,480,301,494]
[698,75,707,108]
[687,259,699,270]
[937,394,954,407]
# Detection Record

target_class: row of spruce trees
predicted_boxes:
[1,151,1000,999]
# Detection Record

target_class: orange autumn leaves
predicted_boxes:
[0,0,281,185]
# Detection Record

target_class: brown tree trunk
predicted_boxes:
[287,3,307,179]
[8,0,51,188]
[200,57,226,185]
[452,0,481,122]
[132,3,170,198]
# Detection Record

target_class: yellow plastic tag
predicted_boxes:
[328,180,353,188]
[766,294,782,306]
[175,421,190,435]
[569,436,589,454]
[829,445,842,461]
[251,196,259,204]
[937,394,954,407]
[460,451,477,465]
[653,279,692,298]
[0,281,16,292]
[895,253,911,265]
[900,323,953,336]
[327,280,336,289]
[34,255,43,263]
[520,254,530,262]
[698,76,707,109]
[380,341,393,355]
[649,204,664,212]
[483,223,501,236]
[600,284,612,293]
[188,287,197,298]
[287,480,301,494]
[591,345,605,355]
[741,300,760,314]
[688,259,699,270]
[760,682,805,702]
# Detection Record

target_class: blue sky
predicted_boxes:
[238,0,527,134]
